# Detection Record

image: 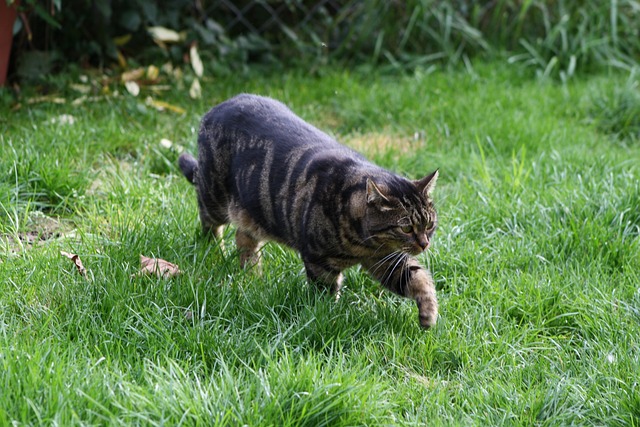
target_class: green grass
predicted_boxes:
[1,62,640,425]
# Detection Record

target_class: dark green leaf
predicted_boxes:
[119,10,142,32]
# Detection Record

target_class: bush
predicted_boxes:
[8,0,640,80]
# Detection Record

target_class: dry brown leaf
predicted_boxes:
[138,255,181,278]
[61,251,86,276]
[121,68,145,82]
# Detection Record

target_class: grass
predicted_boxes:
[1,61,640,425]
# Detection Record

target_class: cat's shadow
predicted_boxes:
[185,233,434,347]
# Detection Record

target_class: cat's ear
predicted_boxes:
[414,169,439,198]
[366,178,390,205]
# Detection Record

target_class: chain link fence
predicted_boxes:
[205,0,410,63]
[204,0,488,67]
[215,0,344,37]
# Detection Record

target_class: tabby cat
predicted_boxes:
[179,94,440,328]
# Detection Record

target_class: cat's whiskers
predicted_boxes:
[367,251,400,274]
[370,251,406,282]
[389,253,408,282]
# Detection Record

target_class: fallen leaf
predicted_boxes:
[121,68,145,82]
[117,50,128,68]
[147,26,183,43]
[61,251,86,276]
[70,83,91,94]
[146,65,160,81]
[26,96,66,104]
[137,255,181,278]
[49,114,76,125]
[189,44,203,77]
[148,85,171,93]
[145,97,186,114]
[72,95,103,106]
[189,78,201,99]
[161,62,173,75]
[125,80,140,96]
[114,33,132,46]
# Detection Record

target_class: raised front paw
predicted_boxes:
[416,295,438,329]
[408,265,438,329]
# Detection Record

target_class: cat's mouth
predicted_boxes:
[408,241,429,255]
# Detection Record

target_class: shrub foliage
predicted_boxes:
[9,0,640,77]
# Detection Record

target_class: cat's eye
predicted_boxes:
[400,225,413,234]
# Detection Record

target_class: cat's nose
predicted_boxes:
[417,236,429,250]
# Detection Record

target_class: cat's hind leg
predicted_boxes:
[303,259,344,297]
[198,206,224,239]
[364,255,438,329]
[194,184,229,242]
[235,229,262,270]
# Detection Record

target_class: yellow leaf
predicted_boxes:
[116,50,127,68]
[145,97,186,114]
[114,34,132,47]
[146,65,160,80]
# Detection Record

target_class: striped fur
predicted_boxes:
[179,94,440,328]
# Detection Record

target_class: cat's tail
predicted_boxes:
[178,153,198,185]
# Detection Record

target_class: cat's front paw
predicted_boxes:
[416,295,438,329]
[407,265,438,329]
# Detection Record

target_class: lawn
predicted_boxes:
[1,62,639,425]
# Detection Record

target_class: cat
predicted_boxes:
[179,94,440,328]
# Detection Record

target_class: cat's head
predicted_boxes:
[364,170,439,255]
